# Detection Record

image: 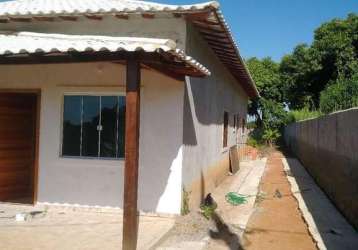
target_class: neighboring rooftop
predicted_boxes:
[0,0,259,98]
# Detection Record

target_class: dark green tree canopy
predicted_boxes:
[246,57,283,102]
[280,13,358,110]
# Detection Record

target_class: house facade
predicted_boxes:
[0,0,258,215]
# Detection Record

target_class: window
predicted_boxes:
[62,95,126,159]
[242,118,246,134]
[223,111,229,148]
[236,115,240,132]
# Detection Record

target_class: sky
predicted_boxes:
[0,0,357,61]
[153,0,358,61]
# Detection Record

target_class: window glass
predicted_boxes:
[81,96,100,157]
[100,96,118,158]
[62,95,125,159]
[62,96,82,156]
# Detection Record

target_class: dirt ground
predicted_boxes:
[242,150,317,250]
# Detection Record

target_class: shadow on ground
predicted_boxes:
[209,212,243,250]
[281,148,358,250]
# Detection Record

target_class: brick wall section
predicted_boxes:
[284,108,358,229]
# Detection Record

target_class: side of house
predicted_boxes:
[182,23,249,209]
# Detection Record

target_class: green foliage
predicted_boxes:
[280,13,358,110]
[320,74,358,113]
[262,128,280,146]
[246,58,289,147]
[247,127,265,148]
[181,188,191,215]
[246,136,260,148]
[246,13,358,147]
[260,99,288,131]
[246,57,284,127]
[246,57,283,102]
[225,192,248,206]
[200,202,217,220]
[287,108,322,123]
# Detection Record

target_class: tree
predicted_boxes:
[246,57,283,102]
[246,57,284,126]
[280,44,321,109]
[280,13,358,110]
[320,74,358,113]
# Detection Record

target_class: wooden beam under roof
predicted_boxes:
[142,13,155,19]
[115,13,129,19]
[206,39,233,49]
[9,17,32,22]
[0,51,206,77]
[208,44,236,53]
[199,29,228,39]
[185,11,212,21]
[59,15,79,21]
[33,16,55,22]
[85,14,103,20]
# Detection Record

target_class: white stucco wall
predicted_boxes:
[0,62,184,214]
[0,15,251,213]
[182,23,249,193]
[0,16,187,214]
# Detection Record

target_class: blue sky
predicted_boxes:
[154,0,358,61]
[0,0,357,61]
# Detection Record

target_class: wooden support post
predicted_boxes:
[122,56,141,250]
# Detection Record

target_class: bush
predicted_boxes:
[320,75,358,113]
[247,127,264,148]
[260,99,289,131]
[262,128,280,146]
[287,108,322,123]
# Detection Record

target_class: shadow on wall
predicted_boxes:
[283,154,358,250]
[183,82,198,146]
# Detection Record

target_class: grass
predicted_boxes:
[287,108,322,122]
[181,188,191,215]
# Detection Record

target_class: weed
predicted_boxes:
[181,188,191,215]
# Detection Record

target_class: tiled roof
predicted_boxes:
[0,0,218,16]
[0,31,210,76]
[0,0,259,98]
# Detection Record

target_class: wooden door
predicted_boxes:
[0,93,37,203]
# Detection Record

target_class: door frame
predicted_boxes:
[0,89,41,205]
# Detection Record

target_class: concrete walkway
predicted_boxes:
[154,158,267,250]
[0,204,174,250]
[283,157,358,250]
[243,151,317,250]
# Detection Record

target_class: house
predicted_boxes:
[0,0,258,217]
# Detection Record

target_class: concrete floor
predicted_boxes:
[0,153,356,250]
[0,204,174,250]
[153,158,267,250]
[0,158,268,250]
[243,151,317,250]
[283,157,358,250]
